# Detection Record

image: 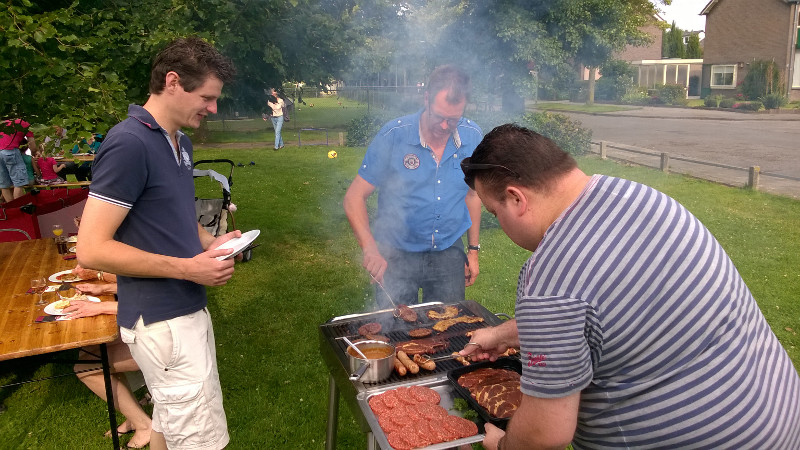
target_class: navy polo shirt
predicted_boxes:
[89,104,206,329]
[358,110,482,252]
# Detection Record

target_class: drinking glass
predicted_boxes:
[52,224,64,237]
[31,277,47,306]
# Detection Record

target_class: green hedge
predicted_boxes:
[520,111,592,157]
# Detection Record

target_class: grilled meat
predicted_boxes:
[458,368,522,419]
[358,322,382,336]
[394,337,449,355]
[366,334,390,343]
[394,304,418,322]
[408,328,432,338]
[427,305,459,320]
[432,315,484,332]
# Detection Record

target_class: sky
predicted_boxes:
[651,0,708,31]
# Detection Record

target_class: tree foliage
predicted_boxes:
[664,21,685,58]
[686,33,703,59]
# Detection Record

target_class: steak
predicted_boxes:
[394,337,449,355]
[427,305,459,320]
[408,328,432,338]
[358,322,382,336]
[432,315,484,332]
[394,304,418,322]
[458,368,521,419]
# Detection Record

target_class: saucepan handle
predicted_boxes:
[349,362,370,381]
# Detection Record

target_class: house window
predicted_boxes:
[711,65,736,88]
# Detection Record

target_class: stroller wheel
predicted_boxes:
[241,248,253,262]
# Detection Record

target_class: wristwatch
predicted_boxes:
[467,244,480,252]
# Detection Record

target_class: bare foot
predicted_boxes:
[127,427,152,449]
[105,419,134,437]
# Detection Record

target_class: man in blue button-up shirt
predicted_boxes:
[344,65,483,308]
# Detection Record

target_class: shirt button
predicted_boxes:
[434,245,438,249]
[453,153,457,158]
[362,164,367,168]
[435,229,439,233]
[437,180,441,183]
[437,197,441,200]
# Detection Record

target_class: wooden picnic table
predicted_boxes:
[0,238,121,449]
[32,180,91,190]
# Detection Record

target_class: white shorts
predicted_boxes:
[120,308,229,449]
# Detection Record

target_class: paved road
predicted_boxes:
[555,106,800,199]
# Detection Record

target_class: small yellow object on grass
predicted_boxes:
[327,150,338,159]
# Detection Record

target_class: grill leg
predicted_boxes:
[367,432,377,450]
[325,374,339,450]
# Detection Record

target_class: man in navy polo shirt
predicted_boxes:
[77,37,236,450]
[343,65,483,308]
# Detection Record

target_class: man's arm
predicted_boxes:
[465,188,482,286]
[484,392,580,450]
[343,175,389,281]
[77,197,235,286]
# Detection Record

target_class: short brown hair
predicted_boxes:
[426,65,471,104]
[149,37,235,94]
[462,124,577,199]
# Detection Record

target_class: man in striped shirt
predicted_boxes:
[459,124,800,449]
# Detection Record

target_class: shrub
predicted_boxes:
[719,97,735,108]
[652,84,688,106]
[520,111,592,157]
[619,87,649,105]
[704,95,722,108]
[595,60,637,101]
[735,101,763,111]
[345,113,388,147]
[761,93,788,110]
[740,60,784,100]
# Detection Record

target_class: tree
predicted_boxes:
[664,21,685,59]
[686,33,703,59]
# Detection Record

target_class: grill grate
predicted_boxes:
[320,301,504,391]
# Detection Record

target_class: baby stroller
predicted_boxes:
[193,159,255,262]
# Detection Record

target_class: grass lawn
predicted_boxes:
[0,103,797,448]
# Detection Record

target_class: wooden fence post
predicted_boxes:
[600,141,607,159]
[339,132,344,147]
[660,153,670,173]
[748,166,760,190]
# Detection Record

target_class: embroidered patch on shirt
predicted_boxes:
[403,153,420,170]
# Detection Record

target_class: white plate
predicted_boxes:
[214,230,260,260]
[69,246,77,253]
[67,236,78,243]
[48,270,85,283]
[44,296,100,315]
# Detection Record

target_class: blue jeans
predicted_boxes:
[375,240,466,310]
[0,149,28,188]
[271,115,284,149]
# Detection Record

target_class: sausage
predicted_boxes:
[413,354,436,371]
[393,356,407,376]
[397,350,419,374]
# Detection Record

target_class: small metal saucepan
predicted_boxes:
[344,338,395,383]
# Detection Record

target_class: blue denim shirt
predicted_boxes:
[358,109,482,252]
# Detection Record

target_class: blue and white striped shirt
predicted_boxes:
[517,175,800,448]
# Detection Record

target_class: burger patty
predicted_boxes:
[408,328,432,338]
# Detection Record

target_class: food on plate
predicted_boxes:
[393,356,407,376]
[369,386,478,449]
[432,315,484,332]
[452,352,471,366]
[358,322,382,336]
[394,304,418,322]
[427,305,459,320]
[408,327,432,338]
[457,368,522,419]
[396,350,419,374]
[394,337,449,355]
[413,354,436,371]
[52,299,71,310]
[57,273,79,282]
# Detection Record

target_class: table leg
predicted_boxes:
[325,374,339,450]
[100,344,120,450]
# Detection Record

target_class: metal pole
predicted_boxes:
[325,375,339,450]
[101,344,120,450]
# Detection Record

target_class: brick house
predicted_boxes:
[701,0,800,100]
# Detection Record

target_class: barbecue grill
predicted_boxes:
[319,300,509,450]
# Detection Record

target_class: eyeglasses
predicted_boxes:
[427,110,461,128]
